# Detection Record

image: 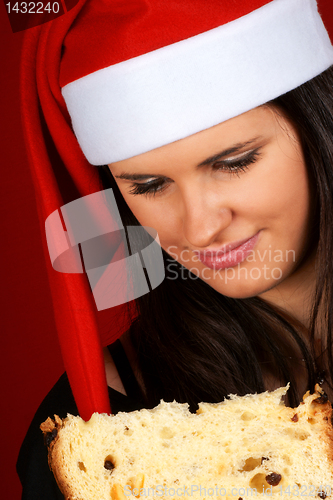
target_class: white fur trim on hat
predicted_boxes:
[62,0,333,165]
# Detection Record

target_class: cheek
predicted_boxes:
[236,150,311,239]
[121,195,179,242]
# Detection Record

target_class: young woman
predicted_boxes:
[17,0,333,498]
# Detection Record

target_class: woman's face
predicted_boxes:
[108,106,313,299]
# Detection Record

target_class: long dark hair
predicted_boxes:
[99,66,333,410]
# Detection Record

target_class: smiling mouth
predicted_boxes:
[193,232,261,270]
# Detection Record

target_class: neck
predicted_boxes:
[258,250,317,331]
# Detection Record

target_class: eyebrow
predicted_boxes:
[114,137,262,181]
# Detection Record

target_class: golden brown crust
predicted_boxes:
[39,414,63,459]
[301,385,333,468]
[40,417,56,434]
[51,436,79,500]
[40,415,77,500]
[312,385,333,465]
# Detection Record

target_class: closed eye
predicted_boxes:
[212,149,262,176]
[127,148,262,198]
[128,177,170,197]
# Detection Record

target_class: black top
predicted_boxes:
[17,340,146,500]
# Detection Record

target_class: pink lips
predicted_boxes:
[193,232,260,270]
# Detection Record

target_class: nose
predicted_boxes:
[180,185,232,248]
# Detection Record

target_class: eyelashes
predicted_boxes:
[128,149,262,198]
[212,149,261,175]
[128,177,168,197]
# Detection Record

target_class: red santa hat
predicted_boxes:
[61,0,333,165]
[21,0,333,420]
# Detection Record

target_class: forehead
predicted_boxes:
[109,106,291,173]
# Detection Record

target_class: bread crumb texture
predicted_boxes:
[40,386,333,500]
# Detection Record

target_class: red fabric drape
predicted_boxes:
[19,0,137,420]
